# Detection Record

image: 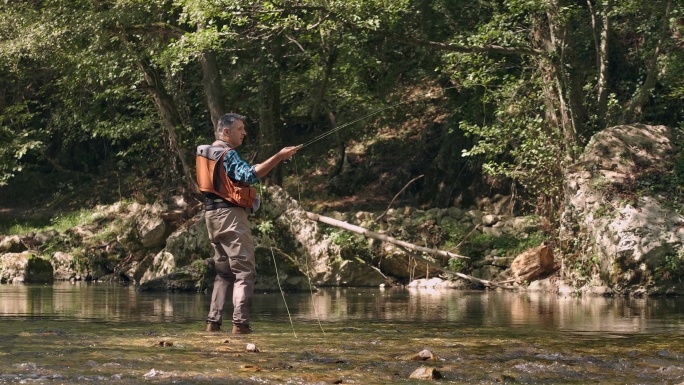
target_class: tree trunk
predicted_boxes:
[546,1,586,152]
[532,15,574,151]
[621,0,672,124]
[596,0,612,126]
[532,1,587,159]
[199,49,226,129]
[310,23,338,121]
[258,35,285,185]
[137,59,200,195]
[327,110,346,177]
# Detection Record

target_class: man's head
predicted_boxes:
[216,113,247,148]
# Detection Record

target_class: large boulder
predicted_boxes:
[562,124,684,290]
[137,203,172,248]
[0,252,53,283]
[134,213,210,285]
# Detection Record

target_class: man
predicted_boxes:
[197,113,301,334]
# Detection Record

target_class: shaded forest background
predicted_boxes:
[1,0,683,229]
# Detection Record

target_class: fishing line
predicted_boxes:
[269,245,298,338]
[258,183,297,338]
[293,155,327,336]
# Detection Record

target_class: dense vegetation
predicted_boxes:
[1,0,682,223]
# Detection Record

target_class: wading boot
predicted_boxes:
[231,323,252,334]
[206,322,221,332]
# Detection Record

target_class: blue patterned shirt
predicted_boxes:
[223,147,261,185]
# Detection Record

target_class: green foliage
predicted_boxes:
[572,253,601,279]
[593,204,615,219]
[663,251,684,278]
[190,258,209,276]
[0,209,95,236]
[0,0,682,228]
[49,210,95,233]
[458,230,547,260]
[256,220,276,238]
[447,255,469,273]
[442,219,547,273]
[328,229,361,248]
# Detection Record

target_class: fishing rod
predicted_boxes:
[300,101,407,149]
[284,87,450,159]
[282,101,408,163]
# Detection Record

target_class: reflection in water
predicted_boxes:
[0,282,207,323]
[0,283,683,334]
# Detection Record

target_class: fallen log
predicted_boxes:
[305,211,516,290]
[396,245,516,290]
[306,212,468,260]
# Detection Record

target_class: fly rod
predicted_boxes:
[288,87,449,152]
[300,101,406,149]
[282,101,406,163]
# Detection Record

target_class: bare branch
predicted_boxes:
[375,175,424,222]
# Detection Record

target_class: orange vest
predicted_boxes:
[196,143,257,208]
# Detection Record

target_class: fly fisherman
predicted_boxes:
[196,113,301,334]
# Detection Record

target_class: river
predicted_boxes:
[0,282,682,384]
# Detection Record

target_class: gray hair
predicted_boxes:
[215,113,246,138]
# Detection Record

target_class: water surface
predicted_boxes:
[0,283,682,384]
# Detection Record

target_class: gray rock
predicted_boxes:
[409,366,442,380]
[51,251,92,281]
[0,235,27,253]
[482,214,499,226]
[0,252,53,284]
[482,227,503,237]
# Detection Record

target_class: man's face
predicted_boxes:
[224,120,247,147]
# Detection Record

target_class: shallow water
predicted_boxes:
[0,283,683,384]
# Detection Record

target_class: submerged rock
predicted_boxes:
[405,349,439,361]
[409,366,442,380]
[246,343,259,352]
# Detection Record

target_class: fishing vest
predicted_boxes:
[196,143,257,208]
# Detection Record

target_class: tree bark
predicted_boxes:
[327,111,346,178]
[137,60,199,195]
[587,0,601,71]
[621,0,672,124]
[199,49,226,129]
